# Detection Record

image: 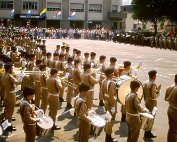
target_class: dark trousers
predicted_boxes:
[24,124,36,142]
[167,106,177,142]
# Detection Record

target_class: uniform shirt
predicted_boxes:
[81,72,98,89]
[46,59,53,68]
[1,73,20,93]
[65,64,73,80]
[165,85,177,108]
[20,98,36,124]
[126,92,144,114]
[40,73,47,88]
[75,96,90,123]
[73,67,81,85]
[143,80,159,100]
[27,61,34,71]
[101,78,116,107]
[46,76,62,94]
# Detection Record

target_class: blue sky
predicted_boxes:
[122,0,132,5]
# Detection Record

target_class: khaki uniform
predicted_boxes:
[75,96,91,142]
[73,67,81,95]
[47,77,62,123]
[165,85,177,142]
[1,73,20,122]
[125,92,144,142]
[144,80,159,111]
[56,61,66,98]
[40,74,48,113]
[102,78,116,135]
[20,99,36,142]
[66,64,73,103]
[143,80,159,131]
[97,63,106,101]
[81,72,99,109]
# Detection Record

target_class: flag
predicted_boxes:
[54,10,62,19]
[40,8,47,18]
[68,10,76,20]
[10,9,14,17]
[26,10,31,19]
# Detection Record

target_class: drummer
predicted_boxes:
[126,80,149,142]
[102,68,117,142]
[143,70,160,138]
[75,83,91,142]
[20,87,40,142]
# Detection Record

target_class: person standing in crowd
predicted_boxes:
[1,64,20,131]
[81,64,100,109]
[20,87,39,142]
[73,59,82,96]
[46,68,62,130]
[165,74,177,142]
[107,57,119,77]
[39,64,48,113]
[102,68,117,142]
[143,70,160,138]
[75,83,91,142]
[120,61,132,122]
[66,57,74,109]
[97,55,107,106]
[126,80,149,142]
[83,52,90,64]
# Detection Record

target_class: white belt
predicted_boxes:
[41,87,48,89]
[147,98,157,101]
[105,94,109,98]
[170,105,177,110]
[127,112,140,117]
[89,89,94,92]
[49,93,59,97]
[9,91,16,93]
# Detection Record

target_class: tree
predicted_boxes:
[131,0,166,35]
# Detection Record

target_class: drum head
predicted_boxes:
[118,78,143,105]
[37,115,54,129]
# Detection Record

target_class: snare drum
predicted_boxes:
[36,115,54,137]
[87,114,106,137]
[140,113,154,131]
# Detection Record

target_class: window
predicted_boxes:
[0,1,13,9]
[89,4,102,13]
[112,5,118,12]
[23,1,38,10]
[70,3,84,12]
[47,2,61,11]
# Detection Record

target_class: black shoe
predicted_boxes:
[52,125,61,130]
[59,97,66,102]
[105,135,117,142]
[121,114,126,122]
[93,97,98,100]
[99,100,104,106]
[12,116,16,121]
[144,131,157,138]
[66,103,73,109]
[7,125,17,131]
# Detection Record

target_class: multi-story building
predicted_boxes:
[0,0,127,30]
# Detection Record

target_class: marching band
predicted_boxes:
[0,30,176,142]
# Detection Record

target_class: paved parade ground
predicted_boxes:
[1,39,177,142]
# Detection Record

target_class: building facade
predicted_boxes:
[0,0,127,30]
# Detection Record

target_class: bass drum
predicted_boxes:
[116,75,143,105]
